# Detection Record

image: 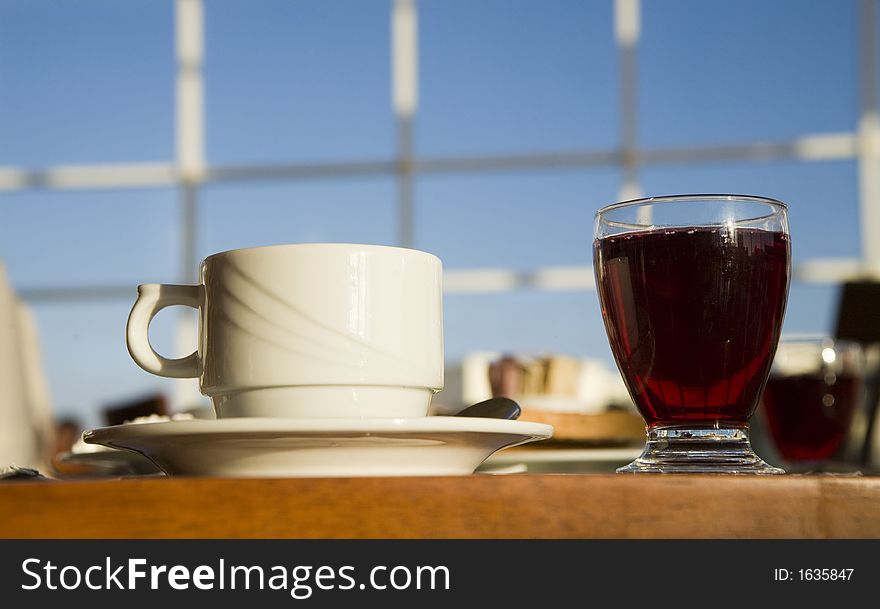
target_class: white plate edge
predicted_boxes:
[84,417,554,443]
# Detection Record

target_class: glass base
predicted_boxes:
[617,425,785,474]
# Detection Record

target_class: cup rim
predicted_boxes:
[202,242,442,265]
[596,193,789,219]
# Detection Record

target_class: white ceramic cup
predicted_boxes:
[126,243,444,419]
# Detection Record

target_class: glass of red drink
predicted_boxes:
[762,337,864,465]
[594,194,790,473]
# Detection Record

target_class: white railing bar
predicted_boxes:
[640,133,858,165]
[12,257,864,303]
[0,164,177,191]
[0,134,865,194]
[205,160,398,182]
[794,257,866,284]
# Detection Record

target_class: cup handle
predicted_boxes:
[126,284,202,378]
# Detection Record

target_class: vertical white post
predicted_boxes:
[392,0,418,248]
[615,0,641,206]
[176,0,205,184]
[393,0,418,120]
[174,0,206,412]
[858,0,880,275]
[857,0,880,468]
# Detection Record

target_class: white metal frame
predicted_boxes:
[3,0,879,303]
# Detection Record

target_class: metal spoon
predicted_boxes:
[455,397,521,420]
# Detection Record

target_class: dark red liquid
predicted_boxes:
[594,227,789,427]
[762,374,860,460]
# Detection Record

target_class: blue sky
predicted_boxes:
[0,0,874,424]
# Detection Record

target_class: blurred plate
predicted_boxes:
[478,447,643,474]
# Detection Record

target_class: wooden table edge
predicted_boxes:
[0,474,878,539]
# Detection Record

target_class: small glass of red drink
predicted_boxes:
[762,337,864,466]
[594,194,790,473]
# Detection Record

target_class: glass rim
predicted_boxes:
[595,193,789,219]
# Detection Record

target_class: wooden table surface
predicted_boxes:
[1,474,878,539]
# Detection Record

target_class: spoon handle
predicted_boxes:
[456,397,521,420]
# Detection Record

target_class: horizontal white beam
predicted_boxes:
[0,131,863,193]
[17,258,862,303]
[793,257,869,283]
[796,132,858,160]
[531,266,596,291]
[0,164,177,191]
[205,160,397,182]
[641,133,858,165]
[416,150,620,172]
[18,285,136,302]
[443,269,524,293]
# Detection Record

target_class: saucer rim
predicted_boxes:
[83,416,554,444]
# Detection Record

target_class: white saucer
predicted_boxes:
[83,417,554,477]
